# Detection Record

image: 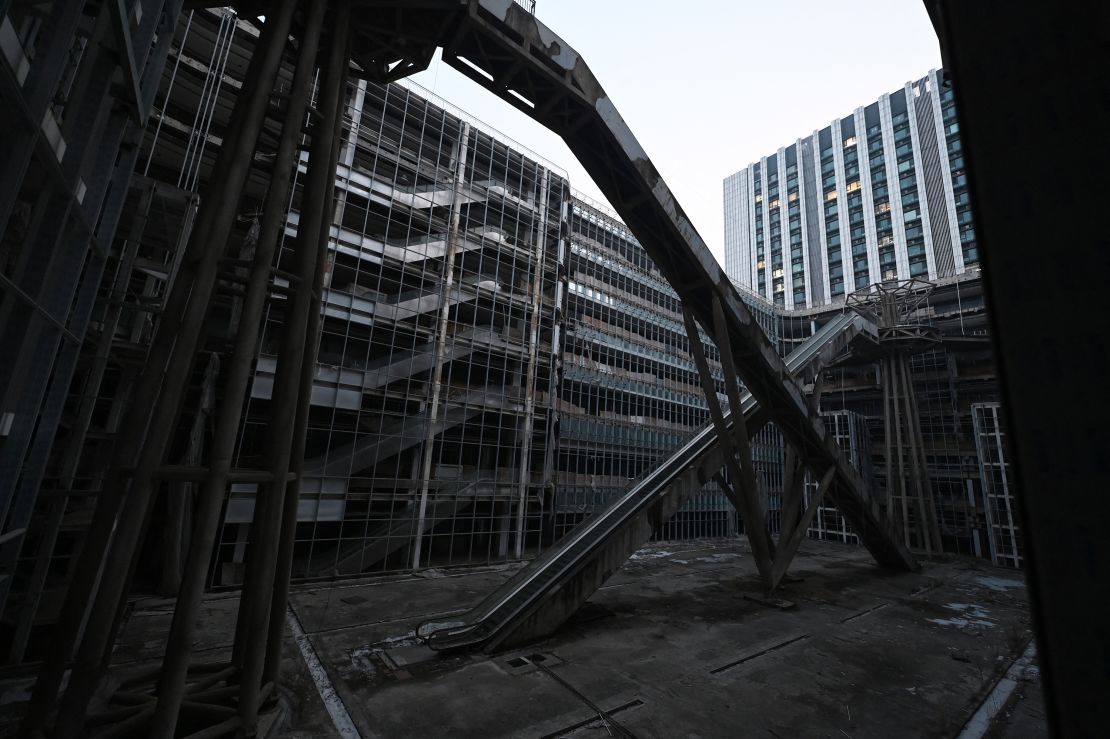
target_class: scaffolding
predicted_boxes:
[972,402,1021,568]
[778,272,1010,563]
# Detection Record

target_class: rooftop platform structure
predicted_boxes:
[0,538,1037,738]
[0,0,1103,737]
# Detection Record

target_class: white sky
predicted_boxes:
[410,1,942,265]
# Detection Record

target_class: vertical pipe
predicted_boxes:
[147,3,327,735]
[263,15,350,686]
[26,4,298,734]
[513,169,549,558]
[903,356,943,553]
[882,357,894,518]
[411,121,471,569]
[899,357,931,554]
[234,4,349,731]
[891,356,911,548]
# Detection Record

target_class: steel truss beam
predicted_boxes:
[109,0,145,121]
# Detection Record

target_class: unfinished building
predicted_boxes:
[0,1,1068,737]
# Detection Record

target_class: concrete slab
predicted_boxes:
[291,539,1037,738]
[0,538,1039,738]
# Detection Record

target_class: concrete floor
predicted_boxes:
[282,538,1040,737]
[1,538,1045,737]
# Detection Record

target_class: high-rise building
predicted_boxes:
[724,69,977,309]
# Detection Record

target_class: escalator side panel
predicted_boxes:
[427,316,861,652]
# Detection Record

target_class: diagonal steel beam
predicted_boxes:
[771,465,836,589]
[682,305,774,588]
[778,445,806,549]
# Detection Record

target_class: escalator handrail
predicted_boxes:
[426,311,867,648]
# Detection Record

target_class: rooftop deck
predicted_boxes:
[0,539,1039,737]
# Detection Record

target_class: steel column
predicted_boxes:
[23,4,297,733]
[771,465,836,587]
[778,445,806,550]
[233,3,349,731]
[513,168,550,558]
[147,2,327,730]
[681,304,774,588]
[263,8,351,687]
[411,119,471,569]
[709,294,778,562]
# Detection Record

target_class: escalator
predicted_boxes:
[423,312,875,652]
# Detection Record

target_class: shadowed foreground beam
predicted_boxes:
[924,2,1110,735]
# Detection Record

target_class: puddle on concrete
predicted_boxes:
[975,576,1024,592]
[928,602,995,628]
[628,549,677,561]
[694,553,742,564]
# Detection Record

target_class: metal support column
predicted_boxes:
[24,3,297,734]
[770,466,836,587]
[778,445,806,550]
[513,169,549,558]
[264,7,351,687]
[681,302,774,589]
[411,120,471,569]
[233,3,349,732]
[148,4,327,734]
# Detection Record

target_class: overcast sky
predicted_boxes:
[409,1,942,264]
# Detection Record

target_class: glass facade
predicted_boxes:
[724,70,980,307]
[218,80,567,581]
[559,197,737,542]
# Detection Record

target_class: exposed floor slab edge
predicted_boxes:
[287,605,362,738]
[956,639,1038,739]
